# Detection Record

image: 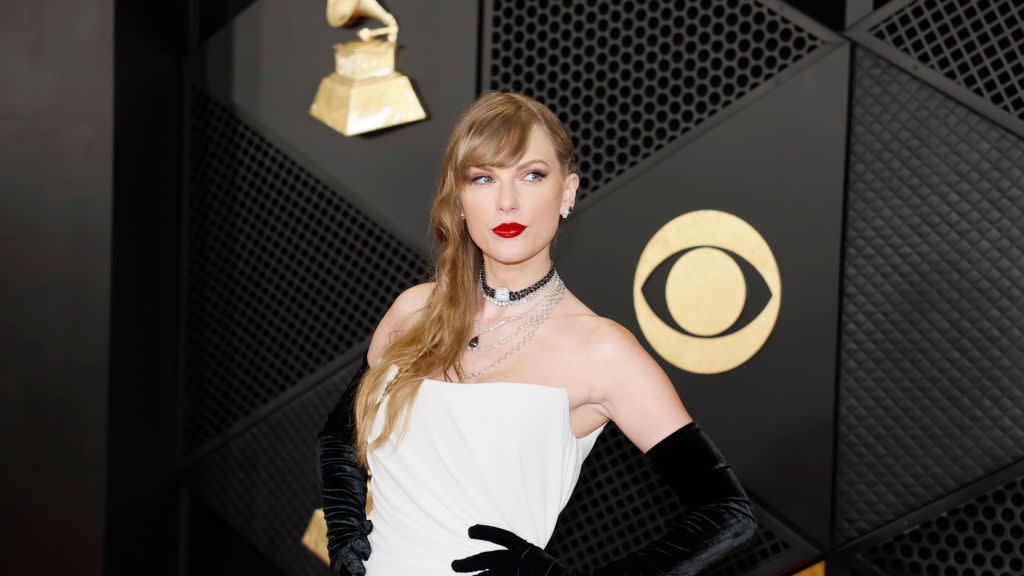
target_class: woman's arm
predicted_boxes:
[455,419,757,575]
[452,320,758,575]
[589,320,757,573]
[316,352,374,576]
[589,419,757,575]
[573,317,757,569]
[317,282,434,575]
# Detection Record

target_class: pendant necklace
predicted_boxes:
[467,278,557,352]
[469,263,559,349]
[461,272,564,381]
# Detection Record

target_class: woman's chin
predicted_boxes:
[483,245,549,266]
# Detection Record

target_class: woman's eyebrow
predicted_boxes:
[471,159,550,171]
[516,158,550,169]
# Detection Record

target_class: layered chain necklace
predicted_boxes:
[461,262,564,381]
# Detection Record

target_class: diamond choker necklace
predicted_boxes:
[479,262,556,307]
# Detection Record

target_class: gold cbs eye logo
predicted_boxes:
[633,210,781,374]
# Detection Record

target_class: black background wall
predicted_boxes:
[5,1,187,575]
[2,1,114,575]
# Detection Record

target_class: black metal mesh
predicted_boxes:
[548,424,686,569]
[485,0,827,205]
[549,424,801,574]
[186,89,430,451]
[868,0,1024,121]
[194,357,365,576]
[859,472,1024,576]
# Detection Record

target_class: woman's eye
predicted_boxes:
[471,171,546,185]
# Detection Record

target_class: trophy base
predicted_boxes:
[300,508,329,565]
[309,71,426,136]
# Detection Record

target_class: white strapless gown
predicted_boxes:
[362,364,607,575]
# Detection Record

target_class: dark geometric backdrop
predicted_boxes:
[834,1,1024,575]
[182,1,1024,575]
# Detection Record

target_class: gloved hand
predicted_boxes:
[451,523,576,575]
[452,421,758,576]
[316,352,374,576]
[327,517,372,576]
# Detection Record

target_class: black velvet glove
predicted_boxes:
[316,353,374,576]
[451,421,758,576]
[451,523,568,575]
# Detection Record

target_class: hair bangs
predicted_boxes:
[454,109,537,185]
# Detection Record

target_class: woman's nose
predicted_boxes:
[497,183,518,212]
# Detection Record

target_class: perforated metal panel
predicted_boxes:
[867,0,1024,122]
[483,0,828,205]
[548,426,686,569]
[186,90,430,451]
[194,356,365,576]
[859,471,1024,576]
[834,46,1024,544]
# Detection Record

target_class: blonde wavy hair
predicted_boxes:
[351,90,578,485]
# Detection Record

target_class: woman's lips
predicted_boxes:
[492,222,526,238]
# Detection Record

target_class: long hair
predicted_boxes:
[351,90,578,481]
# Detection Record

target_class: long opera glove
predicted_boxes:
[451,421,758,576]
[316,353,374,576]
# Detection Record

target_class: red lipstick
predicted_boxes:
[492,222,526,238]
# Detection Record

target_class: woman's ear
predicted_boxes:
[562,172,579,210]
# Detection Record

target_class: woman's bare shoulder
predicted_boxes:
[581,315,694,452]
[367,281,436,365]
[552,297,653,397]
[556,289,618,335]
[556,294,650,379]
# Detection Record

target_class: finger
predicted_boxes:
[450,549,509,572]
[467,523,527,549]
[351,536,371,560]
[360,519,373,534]
[341,551,366,576]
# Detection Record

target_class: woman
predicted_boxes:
[316,90,757,575]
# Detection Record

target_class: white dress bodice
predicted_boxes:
[362,364,607,575]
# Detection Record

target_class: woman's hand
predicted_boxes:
[335,518,373,576]
[451,523,577,575]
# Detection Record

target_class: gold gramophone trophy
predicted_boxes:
[309,0,426,135]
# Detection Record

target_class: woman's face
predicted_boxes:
[460,125,579,265]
